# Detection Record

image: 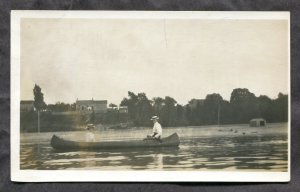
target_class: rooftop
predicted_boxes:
[76,100,107,104]
[20,100,34,104]
[250,118,266,121]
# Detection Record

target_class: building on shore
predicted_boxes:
[118,106,128,113]
[76,99,107,113]
[249,118,267,127]
[20,100,34,112]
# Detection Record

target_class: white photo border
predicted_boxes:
[11,10,290,182]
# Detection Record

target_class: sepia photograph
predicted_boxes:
[11,11,290,182]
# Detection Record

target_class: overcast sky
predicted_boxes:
[20,18,288,105]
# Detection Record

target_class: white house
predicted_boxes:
[119,106,128,113]
[76,99,107,113]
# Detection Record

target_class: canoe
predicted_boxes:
[51,133,180,151]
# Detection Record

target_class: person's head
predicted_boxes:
[151,116,159,123]
[86,124,95,132]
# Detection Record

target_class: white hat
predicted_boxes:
[86,124,95,130]
[151,116,159,120]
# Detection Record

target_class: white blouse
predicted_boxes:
[152,122,162,137]
[85,132,95,142]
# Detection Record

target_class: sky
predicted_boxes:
[20,18,289,105]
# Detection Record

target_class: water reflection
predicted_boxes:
[20,124,288,171]
[154,153,163,170]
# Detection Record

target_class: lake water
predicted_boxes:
[20,123,288,171]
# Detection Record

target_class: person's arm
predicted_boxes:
[151,123,158,137]
[157,124,162,136]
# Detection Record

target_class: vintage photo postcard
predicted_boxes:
[11,11,290,182]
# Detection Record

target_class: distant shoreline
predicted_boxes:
[20,122,288,134]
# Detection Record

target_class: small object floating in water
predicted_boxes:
[230,129,233,131]
[218,129,222,132]
[242,132,246,135]
[234,130,238,133]
[51,133,180,151]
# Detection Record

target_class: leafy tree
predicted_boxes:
[152,97,164,117]
[33,84,46,111]
[257,95,273,121]
[273,93,288,122]
[184,104,192,125]
[70,103,76,111]
[120,91,139,121]
[117,89,288,127]
[33,84,46,133]
[175,104,188,126]
[219,100,233,124]
[186,99,205,125]
[202,93,223,125]
[136,93,153,126]
[230,88,258,123]
[160,96,177,127]
[47,102,72,112]
[120,92,153,126]
[109,103,118,109]
[230,88,256,104]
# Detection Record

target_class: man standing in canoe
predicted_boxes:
[150,116,162,142]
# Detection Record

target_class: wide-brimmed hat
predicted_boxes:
[150,116,159,120]
[86,124,95,130]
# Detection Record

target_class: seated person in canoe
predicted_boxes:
[148,116,162,142]
[85,124,96,142]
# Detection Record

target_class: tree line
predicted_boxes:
[27,85,288,129]
[119,88,288,127]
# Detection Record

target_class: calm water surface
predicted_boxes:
[20,123,288,171]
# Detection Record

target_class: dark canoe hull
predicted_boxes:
[51,133,180,151]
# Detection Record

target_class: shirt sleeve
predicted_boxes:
[156,123,162,135]
[153,124,157,133]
